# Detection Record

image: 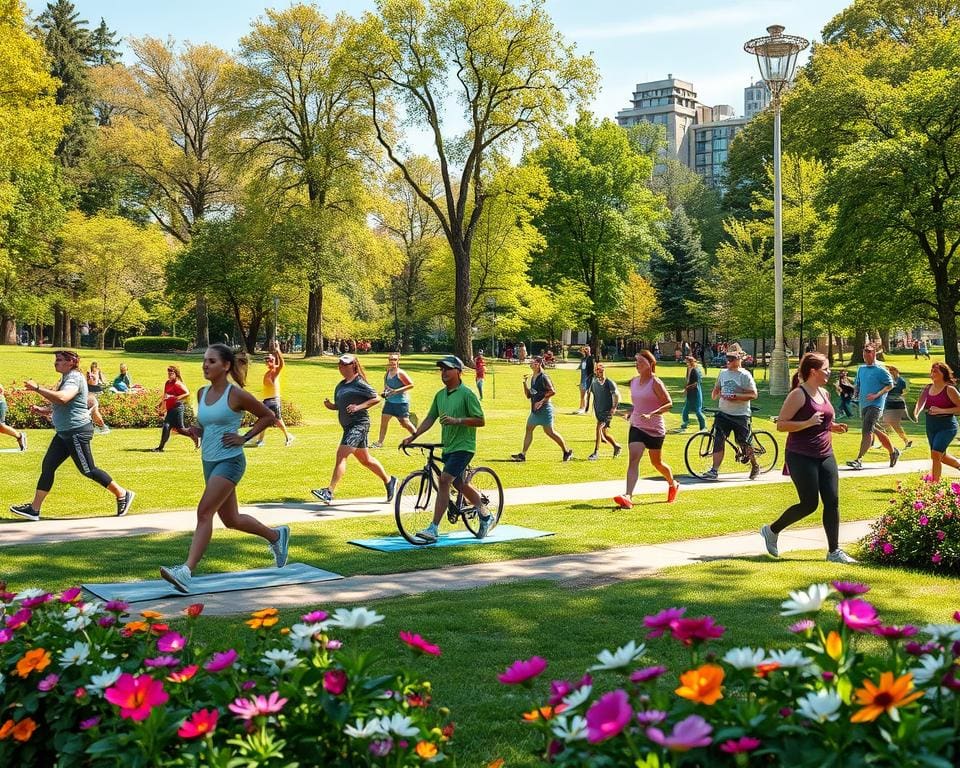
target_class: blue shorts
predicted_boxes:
[0,401,6,424]
[926,415,958,453]
[442,450,473,481]
[202,454,246,485]
[527,405,554,428]
[383,400,409,418]
[263,397,282,420]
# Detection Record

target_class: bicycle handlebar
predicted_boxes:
[399,442,444,457]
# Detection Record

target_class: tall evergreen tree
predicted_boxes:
[650,206,707,339]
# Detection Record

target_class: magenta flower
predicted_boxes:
[644,607,686,638]
[37,674,59,692]
[548,674,592,705]
[399,631,441,656]
[370,739,394,757]
[838,599,882,632]
[104,674,169,722]
[228,691,287,721]
[497,656,547,685]
[585,689,633,743]
[105,600,129,614]
[671,616,725,646]
[325,639,343,650]
[323,669,348,695]
[630,665,668,683]
[932,552,943,564]
[59,587,83,603]
[0,629,13,644]
[5,608,31,630]
[167,665,199,683]
[954,611,960,623]
[242,680,257,691]
[914,501,925,511]
[937,530,947,541]
[203,649,238,673]
[156,632,187,653]
[789,619,816,634]
[636,709,667,726]
[302,610,328,623]
[21,593,52,609]
[646,714,713,752]
[79,717,101,730]
[145,655,180,668]
[919,514,930,526]
[905,641,939,656]
[178,708,219,739]
[98,616,116,628]
[720,736,761,754]
[822,671,835,682]
[831,581,869,597]
[873,625,918,640]
[882,542,895,555]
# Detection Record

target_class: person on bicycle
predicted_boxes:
[704,343,760,480]
[400,355,492,543]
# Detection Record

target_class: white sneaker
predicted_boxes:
[370,441,383,449]
[270,525,290,568]
[285,435,296,447]
[587,452,599,461]
[827,549,857,564]
[415,524,438,543]
[760,525,779,557]
[160,564,192,593]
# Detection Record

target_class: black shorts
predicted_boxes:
[595,411,613,428]
[340,422,369,448]
[263,397,282,420]
[441,450,473,481]
[163,404,186,430]
[714,412,752,446]
[628,426,664,450]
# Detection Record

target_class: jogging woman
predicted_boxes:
[10,350,133,521]
[371,353,415,448]
[0,384,27,451]
[914,362,960,481]
[159,344,288,593]
[613,350,678,508]
[512,356,573,462]
[760,353,855,564]
[881,365,912,449]
[311,354,397,504]
[153,365,198,451]
[255,340,294,447]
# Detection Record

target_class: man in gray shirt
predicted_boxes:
[588,363,622,459]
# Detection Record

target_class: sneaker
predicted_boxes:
[889,448,901,468]
[760,524,779,557]
[116,490,135,517]
[674,426,688,434]
[613,495,633,509]
[255,440,265,448]
[562,449,574,462]
[270,525,290,568]
[587,452,599,461]
[511,453,526,462]
[415,524,438,544]
[702,467,719,481]
[574,409,585,415]
[385,476,397,503]
[667,483,680,503]
[612,446,622,458]
[826,548,858,564]
[9,503,39,521]
[846,459,863,470]
[160,564,192,593]
[370,441,383,449]
[95,425,111,435]
[311,487,333,504]
[904,440,912,449]
[749,463,761,481]
[17,432,27,451]
[285,435,296,447]
[151,447,164,453]
[476,511,493,539]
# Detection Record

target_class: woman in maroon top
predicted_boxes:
[760,353,855,564]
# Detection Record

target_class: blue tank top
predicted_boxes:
[385,371,409,405]
[198,383,243,463]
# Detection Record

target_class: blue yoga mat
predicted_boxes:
[82,562,342,602]
[349,524,554,552]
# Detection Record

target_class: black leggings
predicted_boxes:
[38,425,113,492]
[771,451,840,552]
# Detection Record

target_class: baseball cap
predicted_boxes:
[435,355,464,371]
[338,354,357,364]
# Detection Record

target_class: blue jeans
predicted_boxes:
[838,395,853,418]
[681,392,705,430]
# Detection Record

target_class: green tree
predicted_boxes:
[649,206,707,339]
[602,271,659,345]
[649,157,723,255]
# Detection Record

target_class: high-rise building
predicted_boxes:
[615,75,698,160]
[690,118,748,187]
[744,79,771,119]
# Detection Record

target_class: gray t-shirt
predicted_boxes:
[52,370,91,432]
[590,378,618,417]
[715,368,757,417]
[334,376,379,428]
[529,372,554,412]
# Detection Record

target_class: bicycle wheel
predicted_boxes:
[750,430,780,474]
[461,467,505,536]
[683,431,716,478]
[394,471,436,545]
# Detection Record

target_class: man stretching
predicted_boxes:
[400,356,491,543]
[847,343,898,470]
[256,340,294,447]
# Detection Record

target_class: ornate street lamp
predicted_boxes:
[744,25,809,395]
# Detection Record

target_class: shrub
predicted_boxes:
[0,588,453,766]
[499,582,960,767]
[241,399,303,428]
[860,476,960,574]
[123,337,191,353]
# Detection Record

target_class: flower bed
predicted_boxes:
[861,475,960,574]
[0,586,451,766]
[500,582,960,766]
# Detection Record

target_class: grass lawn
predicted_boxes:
[0,347,937,517]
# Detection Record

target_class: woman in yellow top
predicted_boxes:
[254,340,294,447]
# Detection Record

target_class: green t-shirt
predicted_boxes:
[426,383,485,456]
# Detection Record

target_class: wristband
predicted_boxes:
[242,433,253,443]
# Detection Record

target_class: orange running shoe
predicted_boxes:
[667,483,680,503]
[613,495,633,509]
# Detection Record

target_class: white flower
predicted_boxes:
[796,689,842,723]
[64,616,91,632]
[377,713,420,738]
[766,649,814,669]
[923,624,960,643]
[723,647,767,670]
[86,667,122,696]
[261,648,302,675]
[911,654,948,686]
[561,685,593,711]
[551,714,588,742]
[590,640,645,671]
[14,588,46,601]
[64,602,102,619]
[59,641,90,668]
[288,623,318,652]
[780,584,833,616]
[344,718,387,739]
[329,607,385,630]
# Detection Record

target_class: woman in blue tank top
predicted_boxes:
[371,353,416,448]
[159,344,290,594]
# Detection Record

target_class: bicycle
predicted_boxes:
[395,443,504,545]
[683,407,779,479]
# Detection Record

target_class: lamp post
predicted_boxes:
[744,24,809,395]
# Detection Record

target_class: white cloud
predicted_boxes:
[571,2,782,40]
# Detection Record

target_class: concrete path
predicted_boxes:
[0,458,930,548]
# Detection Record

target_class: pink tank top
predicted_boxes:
[630,376,666,436]
[786,386,834,458]
[923,385,953,410]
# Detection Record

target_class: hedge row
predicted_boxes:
[122,336,191,353]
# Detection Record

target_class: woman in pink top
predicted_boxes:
[914,361,960,480]
[614,350,678,508]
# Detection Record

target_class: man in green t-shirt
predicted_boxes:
[400,355,491,543]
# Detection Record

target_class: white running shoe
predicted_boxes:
[160,564,192,593]
[285,435,296,447]
[760,524,779,557]
[270,525,290,568]
[826,549,857,564]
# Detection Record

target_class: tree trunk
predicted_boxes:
[879,328,890,359]
[851,329,867,364]
[71,319,80,348]
[826,325,834,366]
[452,242,472,364]
[305,284,324,358]
[195,294,209,349]
[836,335,845,365]
[245,312,263,355]
[52,306,63,347]
[98,329,106,350]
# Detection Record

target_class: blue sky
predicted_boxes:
[29,0,850,119]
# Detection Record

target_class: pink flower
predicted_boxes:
[166,665,199,683]
[5,608,31,630]
[242,680,257,691]
[156,632,187,653]
[789,619,815,634]
[497,656,547,685]
[644,607,686,638]
[21,593,52,609]
[636,710,667,726]
[323,670,348,695]
[838,599,881,632]
[630,665,668,683]
[59,587,83,603]
[670,616,725,646]
[914,501,925,511]
[585,689,633,743]
[0,629,13,644]
[646,714,713,752]
[302,610,328,623]
[951,482,960,495]
[720,736,761,754]
[203,649,238,673]
[228,691,287,721]
[98,616,116,628]
[831,581,870,597]
[937,530,947,541]
[79,717,100,730]
[882,542,895,555]
[145,655,180,668]
[919,514,930,526]
[932,552,943,564]
[37,674,59,692]
[905,641,938,656]
[178,708,219,739]
[399,631,441,656]
[104,674,169,722]
[873,625,918,640]
[325,639,342,650]
[923,474,934,482]
[548,674,592,705]
[370,739,393,757]
[105,600,129,613]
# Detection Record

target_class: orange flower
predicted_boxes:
[140,610,163,619]
[250,608,278,618]
[15,648,51,678]
[246,616,279,629]
[675,663,725,705]
[122,621,150,634]
[522,704,566,721]
[851,672,924,723]
[487,760,505,768]
[0,720,14,739]
[0,718,37,742]
[415,740,438,758]
[825,631,843,661]
[755,662,781,678]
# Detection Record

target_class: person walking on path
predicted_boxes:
[704,343,761,481]
[760,353,856,564]
[512,356,573,462]
[153,365,198,452]
[254,340,295,447]
[846,343,899,470]
[474,352,486,400]
[9,350,134,522]
[677,356,706,432]
[587,363,622,460]
[371,353,416,448]
[400,355,492,543]
[914,362,960,481]
[311,354,397,504]
[881,365,913,449]
[0,384,27,451]
[919,340,931,360]
[835,369,855,420]
[576,345,595,414]
[614,350,678,508]
[159,344,288,594]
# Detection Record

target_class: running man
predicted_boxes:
[255,340,294,447]
[704,343,760,480]
[153,365,199,451]
[400,355,491,543]
[10,350,133,521]
[846,343,899,470]
[0,384,27,451]
[587,362,622,460]
[511,356,573,462]
[371,353,416,448]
